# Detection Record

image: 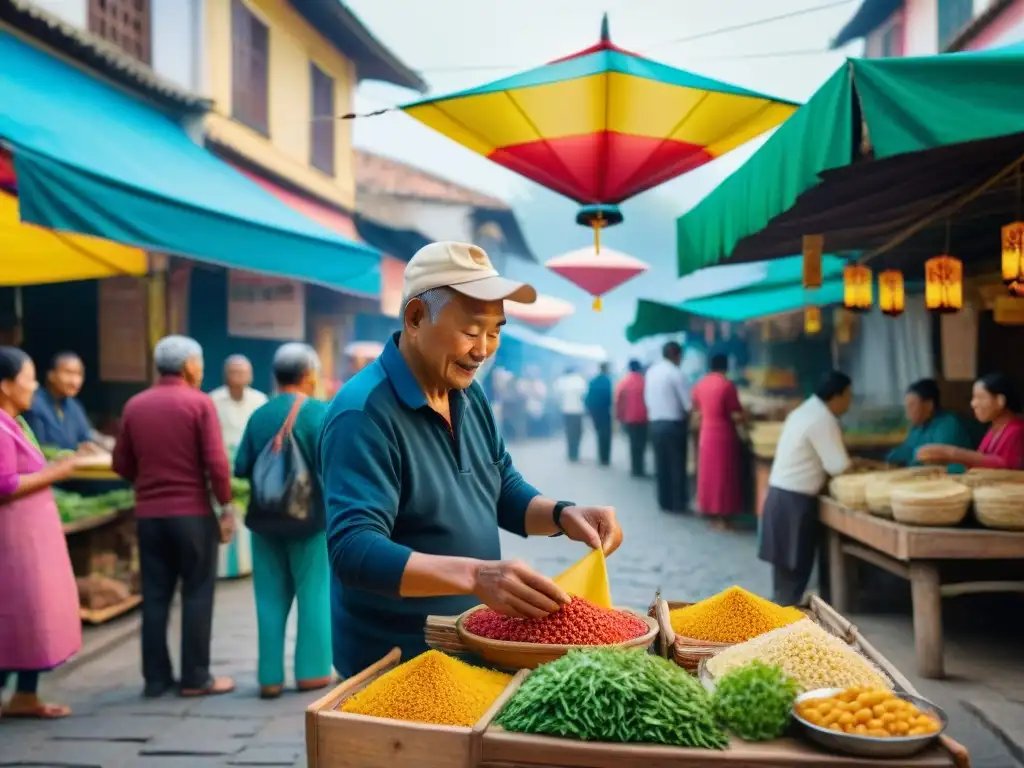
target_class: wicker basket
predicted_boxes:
[890,480,973,527]
[828,473,881,510]
[865,468,947,518]
[973,483,1024,530]
[952,468,1024,489]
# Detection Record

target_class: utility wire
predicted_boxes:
[413,0,856,74]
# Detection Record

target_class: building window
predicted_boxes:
[310,63,335,176]
[231,0,269,135]
[938,0,973,50]
[88,0,151,64]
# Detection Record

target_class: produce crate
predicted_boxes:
[478,666,972,767]
[648,594,852,673]
[304,647,524,768]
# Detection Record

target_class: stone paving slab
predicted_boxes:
[47,713,183,742]
[963,697,1024,766]
[227,745,305,765]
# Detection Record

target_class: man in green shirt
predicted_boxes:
[886,379,974,472]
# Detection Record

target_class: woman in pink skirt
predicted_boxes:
[691,354,746,530]
[0,347,82,719]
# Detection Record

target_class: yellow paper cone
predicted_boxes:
[553,549,612,609]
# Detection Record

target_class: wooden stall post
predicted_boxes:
[910,562,944,679]
[827,528,852,615]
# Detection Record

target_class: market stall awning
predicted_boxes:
[0,190,146,285]
[627,254,848,341]
[502,322,608,363]
[0,30,380,295]
[677,47,1024,276]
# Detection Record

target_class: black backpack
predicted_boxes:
[246,395,321,537]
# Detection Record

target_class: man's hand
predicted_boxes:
[218,506,237,545]
[472,560,569,619]
[916,444,954,464]
[559,505,623,556]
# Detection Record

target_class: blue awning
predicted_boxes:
[0,30,380,295]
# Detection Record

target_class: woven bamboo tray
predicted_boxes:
[304,647,524,768]
[973,483,1024,530]
[952,468,1024,489]
[865,468,947,518]
[425,606,657,671]
[890,480,973,526]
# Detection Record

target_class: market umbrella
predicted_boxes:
[503,293,576,328]
[401,15,798,303]
[545,246,648,310]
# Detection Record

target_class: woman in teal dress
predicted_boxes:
[233,343,331,699]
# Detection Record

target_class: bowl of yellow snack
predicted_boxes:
[793,687,947,758]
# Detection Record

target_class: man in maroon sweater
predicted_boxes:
[113,335,236,698]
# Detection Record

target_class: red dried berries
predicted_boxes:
[463,596,649,645]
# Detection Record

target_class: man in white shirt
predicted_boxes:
[759,370,853,606]
[209,355,268,454]
[644,342,692,513]
[553,366,588,462]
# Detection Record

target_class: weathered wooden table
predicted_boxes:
[821,497,1024,679]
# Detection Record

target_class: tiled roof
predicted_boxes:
[354,149,510,209]
[0,0,210,114]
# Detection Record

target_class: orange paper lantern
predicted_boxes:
[804,306,822,335]
[802,234,824,289]
[843,265,873,312]
[878,270,905,317]
[924,255,963,313]
[1002,221,1024,285]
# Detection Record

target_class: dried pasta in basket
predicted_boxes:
[706,619,891,693]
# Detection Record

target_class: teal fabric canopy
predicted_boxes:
[678,45,1024,276]
[627,254,848,341]
[0,30,380,294]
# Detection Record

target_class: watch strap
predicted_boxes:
[551,501,575,537]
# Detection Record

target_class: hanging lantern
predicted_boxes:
[924,255,964,313]
[802,234,824,289]
[804,306,822,335]
[843,265,873,312]
[545,246,648,311]
[1002,221,1024,285]
[878,270,906,317]
[503,294,575,329]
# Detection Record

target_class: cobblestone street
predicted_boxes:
[3,435,1022,767]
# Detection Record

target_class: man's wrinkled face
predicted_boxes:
[409,293,505,390]
[49,356,84,398]
[225,362,252,391]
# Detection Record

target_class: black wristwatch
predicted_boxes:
[551,501,576,537]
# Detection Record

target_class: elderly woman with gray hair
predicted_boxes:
[113,335,237,699]
[233,342,331,698]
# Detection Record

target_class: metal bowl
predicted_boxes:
[792,688,948,759]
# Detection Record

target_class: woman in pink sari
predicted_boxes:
[691,355,745,530]
[918,372,1024,470]
[0,347,82,719]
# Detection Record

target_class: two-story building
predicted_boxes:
[833,0,1024,56]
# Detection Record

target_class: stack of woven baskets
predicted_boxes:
[951,468,1024,489]
[889,479,974,526]
[864,467,947,518]
[972,484,1024,530]
[828,473,881,510]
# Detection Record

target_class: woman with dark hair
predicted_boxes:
[918,372,1024,470]
[886,379,974,471]
[691,354,745,529]
[0,347,82,718]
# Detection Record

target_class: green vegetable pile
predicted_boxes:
[496,648,728,749]
[54,489,135,524]
[41,445,76,461]
[712,661,798,742]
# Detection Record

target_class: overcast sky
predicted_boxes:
[345,0,864,357]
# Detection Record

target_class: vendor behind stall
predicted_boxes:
[886,379,974,473]
[759,371,854,607]
[917,372,1024,470]
[23,352,107,453]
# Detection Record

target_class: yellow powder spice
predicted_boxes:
[669,586,804,643]
[340,650,511,727]
[707,619,893,693]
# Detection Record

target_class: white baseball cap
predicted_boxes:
[403,242,537,304]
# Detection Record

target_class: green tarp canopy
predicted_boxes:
[627,254,848,342]
[677,46,1024,277]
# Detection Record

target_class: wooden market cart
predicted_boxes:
[821,497,1024,679]
[306,598,971,768]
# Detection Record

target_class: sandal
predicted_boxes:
[1,701,72,719]
[180,676,235,697]
[297,676,333,692]
[259,685,283,700]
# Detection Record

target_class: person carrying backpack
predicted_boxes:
[234,343,331,699]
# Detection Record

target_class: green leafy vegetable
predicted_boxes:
[496,648,728,749]
[55,489,135,523]
[712,660,798,741]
